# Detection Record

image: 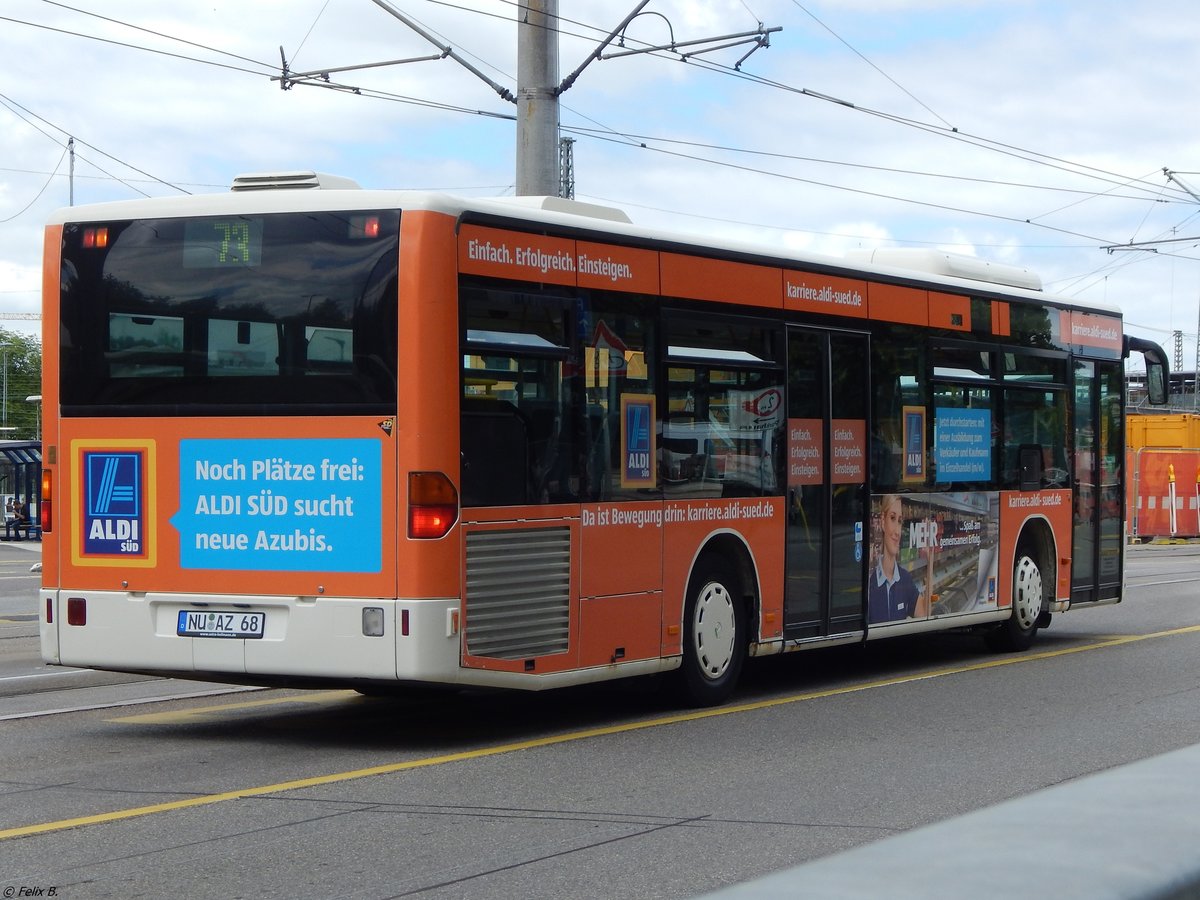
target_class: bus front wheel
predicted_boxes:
[986,550,1043,652]
[677,557,746,707]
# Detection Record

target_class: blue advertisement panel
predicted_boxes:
[83,450,146,558]
[171,438,382,572]
[934,408,991,483]
[902,405,925,482]
[620,394,655,488]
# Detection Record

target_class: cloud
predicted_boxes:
[2,0,1199,347]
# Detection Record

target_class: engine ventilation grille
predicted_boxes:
[465,527,571,660]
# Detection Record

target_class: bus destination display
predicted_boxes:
[183,218,263,268]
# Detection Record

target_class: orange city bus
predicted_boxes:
[38,171,1169,706]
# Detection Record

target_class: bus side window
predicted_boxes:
[871,333,925,490]
[583,303,655,502]
[663,367,782,498]
[461,284,575,506]
[1002,386,1067,489]
[461,397,530,506]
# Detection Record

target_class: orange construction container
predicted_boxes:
[1127,413,1200,539]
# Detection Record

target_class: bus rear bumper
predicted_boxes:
[40,591,678,691]
[44,590,407,682]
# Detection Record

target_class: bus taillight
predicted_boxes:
[408,471,458,539]
[40,468,52,533]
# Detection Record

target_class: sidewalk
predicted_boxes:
[705,740,1200,899]
[1128,538,1200,554]
[0,535,42,562]
[0,543,39,578]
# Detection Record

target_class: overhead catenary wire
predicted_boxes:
[0,13,275,79]
[6,3,1187,214]
[28,0,277,71]
[0,4,1195,351]
[0,144,66,223]
[0,92,187,196]
[570,126,1165,247]
[344,1,1195,210]
[787,0,954,130]
[663,53,1193,206]
[291,0,333,62]
[563,126,1186,207]
[1,2,1196,261]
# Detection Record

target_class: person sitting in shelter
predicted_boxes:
[6,497,30,540]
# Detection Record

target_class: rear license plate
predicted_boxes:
[177,610,266,639]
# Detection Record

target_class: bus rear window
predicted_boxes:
[59,210,399,415]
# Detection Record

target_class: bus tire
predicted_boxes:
[986,549,1043,652]
[676,556,746,707]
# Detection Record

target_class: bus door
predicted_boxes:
[1071,359,1124,603]
[784,327,869,638]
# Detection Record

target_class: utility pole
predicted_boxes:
[279,2,779,198]
[516,0,560,196]
[508,0,778,197]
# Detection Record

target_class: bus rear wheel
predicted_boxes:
[677,557,746,707]
[986,550,1043,652]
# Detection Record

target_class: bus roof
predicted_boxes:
[45,175,1119,316]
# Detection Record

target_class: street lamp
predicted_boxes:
[25,393,41,444]
[26,395,41,442]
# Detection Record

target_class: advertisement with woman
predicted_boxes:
[869,491,999,625]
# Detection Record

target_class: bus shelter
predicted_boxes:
[0,440,42,537]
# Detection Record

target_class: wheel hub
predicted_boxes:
[1013,555,1043,631]
[692,581,736,680]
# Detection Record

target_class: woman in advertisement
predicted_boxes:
[869,494,929,623]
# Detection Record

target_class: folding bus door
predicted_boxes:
[1071,359,1124,603]
[784,327,869,638]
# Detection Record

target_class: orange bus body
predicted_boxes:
[38,186,1162,705]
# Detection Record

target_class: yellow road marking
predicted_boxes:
[3,623,1199,842]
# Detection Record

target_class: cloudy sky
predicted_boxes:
[3,1,1200,367]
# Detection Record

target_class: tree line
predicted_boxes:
[0,327,42,442]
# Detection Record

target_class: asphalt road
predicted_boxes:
[0,540,254,714]
[1,542,1198,899]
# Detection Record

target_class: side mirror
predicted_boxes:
[1124,336,1170,406]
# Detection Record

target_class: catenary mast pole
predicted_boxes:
[516,0,560,196]
[291,3,776,199]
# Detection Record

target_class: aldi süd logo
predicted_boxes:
[83,450,146,556]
